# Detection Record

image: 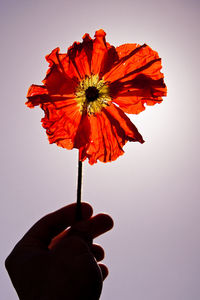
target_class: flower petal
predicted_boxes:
[41,100,82,149]
[104,44,154,82]
[79,103,144,164]
[44,47,78,92]
[103,103,144,144]
[79,112,123,164]
[67,30,118,79]
[110,74,166,114]
[104,43,167,113]
[26,85,49,108]
[91,29,117,76]
[67,33,93,79]
[73,113,91,149]
[26,84,76,109]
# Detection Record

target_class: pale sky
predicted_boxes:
[1,0,200,299]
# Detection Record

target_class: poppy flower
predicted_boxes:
[26,29,167,165]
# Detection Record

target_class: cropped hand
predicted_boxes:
[5,203,113,300]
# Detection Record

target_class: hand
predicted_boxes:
[5,203,113,300]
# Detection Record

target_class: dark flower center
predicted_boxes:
[85,86,99,102]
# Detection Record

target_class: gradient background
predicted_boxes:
[1,0,200,299]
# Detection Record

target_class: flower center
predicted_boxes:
[85,86,99,102]
[75,74,112,115]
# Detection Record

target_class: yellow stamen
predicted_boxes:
[75,74,111,115]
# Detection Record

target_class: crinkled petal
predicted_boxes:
[73,113,91,149]
[91,29,117,76]
[26,84,76,109]
[104,103,144,144]
[103,44,166,114]
[79,103,144,164]
[67,30,118,79]
[67,33,93,79]
[104,44,156,81]
[110,74,167,114]
[26,85,50,108]
[44,47,79,90]
[41,100,82,149]
[91,29,107,75]
[79,112,123,164]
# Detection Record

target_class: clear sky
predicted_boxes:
[1,0,200,299]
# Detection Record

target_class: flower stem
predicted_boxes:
[76,156,83,221]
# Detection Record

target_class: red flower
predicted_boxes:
[26,29,167,164]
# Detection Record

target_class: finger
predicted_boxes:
[49,214,113,250]
[91,244,105,262]
[19,202,93,248]
[51,235,91,257]
[70,213,114,240]
[98,263,109,280]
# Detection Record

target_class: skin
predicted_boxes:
[5,203,114,300]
